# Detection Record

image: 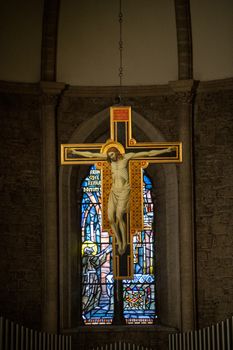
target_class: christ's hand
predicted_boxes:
[168,147,176,152]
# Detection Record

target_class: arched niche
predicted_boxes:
[59,107,181,330]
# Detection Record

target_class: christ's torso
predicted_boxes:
[110,158,129,189]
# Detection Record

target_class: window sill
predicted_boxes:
[62,323,177,334]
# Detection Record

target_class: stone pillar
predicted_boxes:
[40,81,65,333]
[41,0,60,81]
[174,0,193,80]
[170,80,196,331]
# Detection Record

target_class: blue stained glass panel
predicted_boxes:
[81,166,113,325]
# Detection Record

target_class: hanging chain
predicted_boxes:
[118,0,123,101]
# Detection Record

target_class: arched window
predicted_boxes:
[59,108,181,333]
[81,166,156,325]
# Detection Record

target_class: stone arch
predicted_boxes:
[59,107,181,329]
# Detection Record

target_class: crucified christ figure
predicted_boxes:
[71,145,175,255]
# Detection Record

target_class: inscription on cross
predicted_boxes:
[61,106,182,279]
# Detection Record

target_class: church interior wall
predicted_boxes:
[0,0,43,82]
[1,0,232,85]
[194,87,233,328]
[190,0,233,80]
[0,78,232,341]
[0,90,43,328]
[0,0,232,346]
[57,0,178,85]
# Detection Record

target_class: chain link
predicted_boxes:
[118,0,123,101]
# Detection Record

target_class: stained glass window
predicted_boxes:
[81,166,156,325]
[81,166,113,325]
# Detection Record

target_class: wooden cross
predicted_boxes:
[61,106,182,279]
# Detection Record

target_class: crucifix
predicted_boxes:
[61,106,182,279]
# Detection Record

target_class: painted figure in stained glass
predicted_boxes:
[72,143,174,255]
[82,242,112,314]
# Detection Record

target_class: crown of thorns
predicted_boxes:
[107,147,121,154]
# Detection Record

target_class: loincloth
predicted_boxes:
[108,183,130,212]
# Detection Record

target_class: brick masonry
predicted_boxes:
[0,93,42,328]
[194,89,233,328]
[58,94,179,144]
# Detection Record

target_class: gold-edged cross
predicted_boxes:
[61,106,182,279]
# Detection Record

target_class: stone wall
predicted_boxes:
[194,88,233,328]
[58,93,179,144]
[0,81,232,334]
[0,91,42,328]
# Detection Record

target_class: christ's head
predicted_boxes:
[107,147,122,162]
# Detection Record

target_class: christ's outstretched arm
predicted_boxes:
[70,149,107,159]
[125,146,176,160]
